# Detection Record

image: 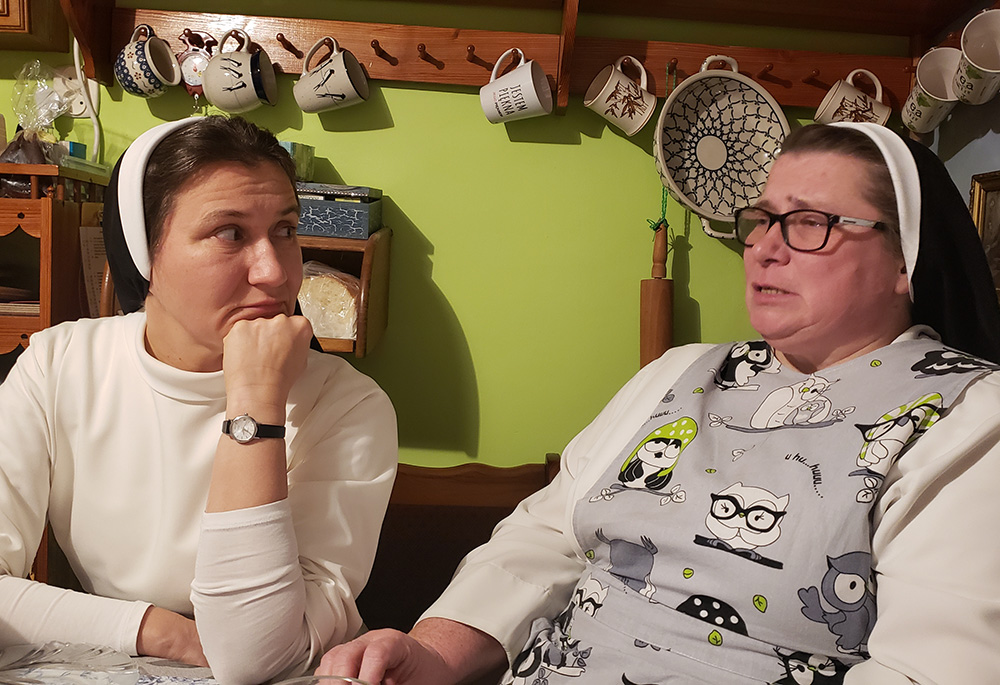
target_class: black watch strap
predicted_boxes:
[250,423,285,439]
[222,414,286,443]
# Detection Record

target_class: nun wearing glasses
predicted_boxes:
[320,123,1000,684]
[0,116,397,683]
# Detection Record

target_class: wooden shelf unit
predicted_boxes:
[0,0,70,52]
[61,1,988,112]
[0,164,108,357]
[299,229,391,359]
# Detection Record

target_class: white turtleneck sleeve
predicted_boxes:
[0,313,396,681]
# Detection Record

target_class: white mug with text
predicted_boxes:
[955,9,1000,105]
[903,47,961,134]
[479,48,553,124]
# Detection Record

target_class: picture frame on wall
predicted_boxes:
[970,170,1000,300]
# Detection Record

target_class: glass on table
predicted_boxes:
[278,677,370,685]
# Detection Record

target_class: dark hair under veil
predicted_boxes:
[779,123,1000,364]
[102,115,321,351]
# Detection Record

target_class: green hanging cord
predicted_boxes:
[647,60,678,248]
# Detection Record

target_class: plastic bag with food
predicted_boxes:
[0,61,79,197]
[297,260,361,339]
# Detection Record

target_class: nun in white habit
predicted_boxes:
[0,116,397,684]
[318,123,1000,685]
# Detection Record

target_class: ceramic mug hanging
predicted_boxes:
[114,24,181,98]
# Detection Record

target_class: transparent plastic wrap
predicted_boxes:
[0,61,79,198]
[0,642,139,685]
[297,260,361,339]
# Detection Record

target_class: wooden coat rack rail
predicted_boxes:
[64,0,915,111]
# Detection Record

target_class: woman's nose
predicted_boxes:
[248,240,289,285]
[747,220,789,263]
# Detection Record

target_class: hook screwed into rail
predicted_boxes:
[371,39,398,65]
[416,43,444,69]
[275,33,302,58]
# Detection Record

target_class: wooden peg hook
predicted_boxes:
[757,63,774,79]
[417,43,444,69]
[371,39,398,65]
[275,33,302,58]
[465,44,490,69]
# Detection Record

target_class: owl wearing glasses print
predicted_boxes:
[695,482,789,569]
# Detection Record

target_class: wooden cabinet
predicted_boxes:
[0,0,70,52]
[0,164,108,363]
[0,165,107,588]
[300,230,391,359]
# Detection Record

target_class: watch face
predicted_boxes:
[230,414,257,442]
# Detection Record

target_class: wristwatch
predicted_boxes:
[222,414,286,443]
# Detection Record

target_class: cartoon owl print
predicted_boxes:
[715,341,781,390]
[771,649,849,684]
[573,575,609,617]
[618,418,698,492]
[798,551,876,654]
[911,349,1000,378]
[694,482,789,569]
[750,376,834,429]
[506,607,589,684]
[855,393,942,474]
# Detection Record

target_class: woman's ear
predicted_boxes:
[894,261,910,297]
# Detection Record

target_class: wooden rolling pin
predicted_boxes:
[639,224,673,367]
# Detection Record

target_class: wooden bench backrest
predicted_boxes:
[355,454,560,633]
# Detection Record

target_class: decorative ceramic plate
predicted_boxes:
[654,55,790,236]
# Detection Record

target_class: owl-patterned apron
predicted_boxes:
[503,339,998,685]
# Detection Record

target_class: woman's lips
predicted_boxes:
[751,283,793,297]
[236,302,288,318]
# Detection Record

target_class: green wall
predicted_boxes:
[0,4,907,467]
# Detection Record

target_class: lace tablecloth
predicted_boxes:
[0,644,217,684]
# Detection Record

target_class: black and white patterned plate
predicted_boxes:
[654,55,790,236]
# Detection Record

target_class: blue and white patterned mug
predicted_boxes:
[114,24,181,98]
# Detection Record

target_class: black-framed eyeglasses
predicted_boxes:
[860,402,937,441]
[734,207,885,252]
[709,493,787,533]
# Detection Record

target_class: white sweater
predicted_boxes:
[424,328,1000,684]
[0,312,397,683]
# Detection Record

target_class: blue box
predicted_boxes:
[296,183,383,239]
